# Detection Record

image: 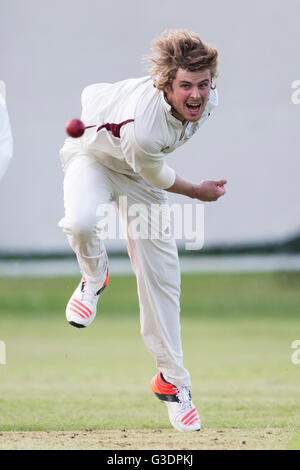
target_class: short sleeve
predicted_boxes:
[120,121,176,189]
[120,122,165,173]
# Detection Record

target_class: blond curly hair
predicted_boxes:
[146,29,218,90]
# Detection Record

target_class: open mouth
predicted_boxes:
[186,103,201,113]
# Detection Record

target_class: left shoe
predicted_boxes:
[151,372,201,432]
[66,271,109,328]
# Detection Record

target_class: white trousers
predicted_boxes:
[59,154,191,387]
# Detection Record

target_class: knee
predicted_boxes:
[60,215,96,241]
[71,220,95,241]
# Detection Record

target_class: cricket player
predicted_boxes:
[0,81,13,181]
[59,30,227,432]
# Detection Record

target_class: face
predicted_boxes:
[164,68,212,122]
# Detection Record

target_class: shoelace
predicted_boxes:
[173,386,197,423]
[176,386,192,411]
[80,281,97,304]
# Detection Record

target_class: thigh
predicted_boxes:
[114,173,179,282]
[116,174,174,245]
[63,155,114,225]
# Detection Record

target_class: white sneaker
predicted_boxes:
[151,372,201,432]
[165,387,201,432]
[66,272,109,328]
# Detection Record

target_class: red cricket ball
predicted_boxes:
[65,118,85,138]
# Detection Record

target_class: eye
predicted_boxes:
[199,82,209,89]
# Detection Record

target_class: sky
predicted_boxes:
[0,0,299,252]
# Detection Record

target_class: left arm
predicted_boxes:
[165,173,227,201]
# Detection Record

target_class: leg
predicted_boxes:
[128,236,190,387]
[115,174,191,387]
[114,174,201,432]
[59,155,113,292]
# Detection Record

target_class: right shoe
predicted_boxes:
[151,372,201,432]
[66,271,109,328]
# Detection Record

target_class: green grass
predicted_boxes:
[0,273,300,448]
[1,271,299,319]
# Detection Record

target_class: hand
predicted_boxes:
[193,179,227,201]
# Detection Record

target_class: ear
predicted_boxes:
[164,83,172,96]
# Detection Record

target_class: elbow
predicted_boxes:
[140,165,176,190]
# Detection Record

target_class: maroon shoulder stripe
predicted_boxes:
[96,119,134,138]
[83,119,134,138]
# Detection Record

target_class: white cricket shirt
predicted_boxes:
[60,76,218,189]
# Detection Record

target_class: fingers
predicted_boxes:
[196,179,227,201]
[216,179,227,186]
[217,184,226,198]
[216,179,227,198]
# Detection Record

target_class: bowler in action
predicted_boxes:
[59,30,227,432]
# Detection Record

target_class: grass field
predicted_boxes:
[0,272,300,449]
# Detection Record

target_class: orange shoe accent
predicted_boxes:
[181,408,198,424]
[68,307,87,320]
[95,270,109,295]
[103,270,109,287]
[71,298,92,317]
[151,372,178,396]
[82,272,109,291]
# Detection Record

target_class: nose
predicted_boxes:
[190,87,201,101]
